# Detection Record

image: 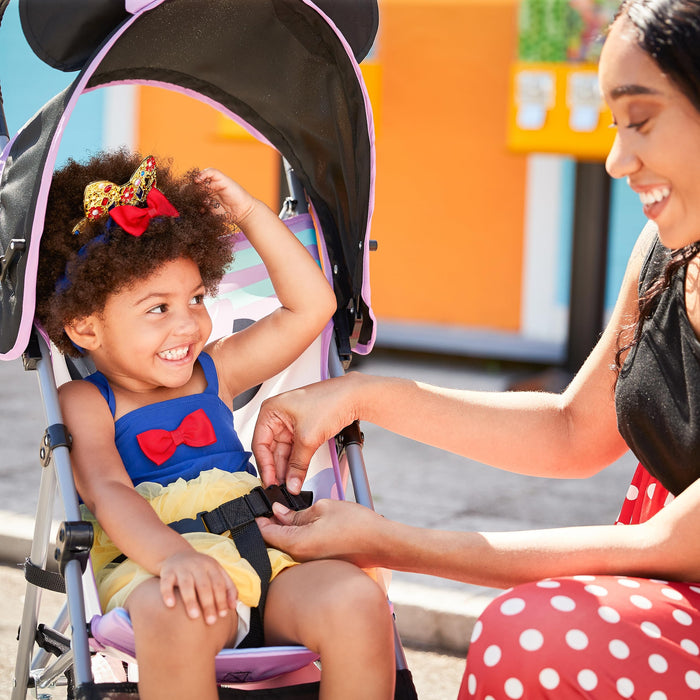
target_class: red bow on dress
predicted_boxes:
[110,187,179,236]
[136,408,216,466]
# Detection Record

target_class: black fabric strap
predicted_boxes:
[200,485,312,535]
[168,485,313,536]
[107,484,312,647]
[73,669,416,698]
[200,485,311,648]
[23,558,66,594]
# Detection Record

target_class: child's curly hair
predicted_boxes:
[36,150,235,357]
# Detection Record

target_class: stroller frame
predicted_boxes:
[0,1,418,698]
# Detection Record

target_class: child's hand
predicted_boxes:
[197,168,257,226]
[159,549,238,624]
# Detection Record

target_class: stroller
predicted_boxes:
[0,1,419,697]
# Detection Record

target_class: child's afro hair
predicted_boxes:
[36,149,235,357]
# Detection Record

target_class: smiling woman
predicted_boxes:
[601,8,700,251]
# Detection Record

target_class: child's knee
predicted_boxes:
[127,581,186,643]
[323,565,392,633]
[126,578,234,652]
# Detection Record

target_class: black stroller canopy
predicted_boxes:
[19,0,379,71]
[0,0,377,359]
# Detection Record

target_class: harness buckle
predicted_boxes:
[169,512,209,534]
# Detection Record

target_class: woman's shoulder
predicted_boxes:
[623,222,666,295]
[638,224,668,284]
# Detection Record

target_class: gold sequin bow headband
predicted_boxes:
[73,156,179,236]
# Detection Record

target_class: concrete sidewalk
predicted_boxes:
[0,350,636,654]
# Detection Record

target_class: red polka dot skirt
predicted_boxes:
[459,464,700,699]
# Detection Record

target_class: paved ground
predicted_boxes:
[0,348,636,698]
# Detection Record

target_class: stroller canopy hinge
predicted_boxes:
[0,238,26,284]
[39,424,72,468]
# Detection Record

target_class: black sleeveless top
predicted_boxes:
[616,233,700,495]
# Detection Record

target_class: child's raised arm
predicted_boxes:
[200,169,336,398]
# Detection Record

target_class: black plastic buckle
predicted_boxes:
[245,485,274,518]
[266,483,313,512]
[169,484,313,537]
[54,521,93,575]
[168,512,209,534]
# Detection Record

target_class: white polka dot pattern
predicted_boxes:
[460,575,700,698]
[458,466,700,699]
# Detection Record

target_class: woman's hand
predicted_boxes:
[256,499,385,567]
[253,376,361,493]
[158,549,239,624]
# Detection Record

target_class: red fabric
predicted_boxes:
[109,187,179,236]
[458,464,700,700]
[460,576,700,699]
[615,462,673,525]
[136,408,216,466]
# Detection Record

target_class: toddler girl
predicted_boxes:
[35,150,394,700]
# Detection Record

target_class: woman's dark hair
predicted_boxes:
[36,149,235,357]
[617,0,700,110]
[613,0,700,372]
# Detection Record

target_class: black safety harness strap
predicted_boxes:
[181,483,312,648]
[111,483,312,648]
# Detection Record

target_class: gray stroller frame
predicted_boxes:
[0,0,419,697]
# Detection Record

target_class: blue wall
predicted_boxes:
[0,1,105,164]
[607,178,648,309]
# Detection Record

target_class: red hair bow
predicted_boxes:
[136,408,216,466]
[110,187,179,236]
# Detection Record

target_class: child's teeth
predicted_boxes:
[160,347,187,360]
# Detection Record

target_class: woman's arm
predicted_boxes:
[259,474,700,587]
[254,228,654,491]
[200,169,336,399]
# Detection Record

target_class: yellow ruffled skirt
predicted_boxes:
[81,468,297,613]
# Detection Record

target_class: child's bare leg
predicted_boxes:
[264,560,395,700]
[125,578,239,700]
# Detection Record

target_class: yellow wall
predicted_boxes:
[136,0,527,333]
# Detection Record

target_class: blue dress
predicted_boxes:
[81,351,296,615]
[84,351,256,486]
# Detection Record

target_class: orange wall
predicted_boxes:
[136,0,526,333]
[136,87,280,211]
[371,0,526,331]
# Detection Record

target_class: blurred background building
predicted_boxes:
[0,0,644,369]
